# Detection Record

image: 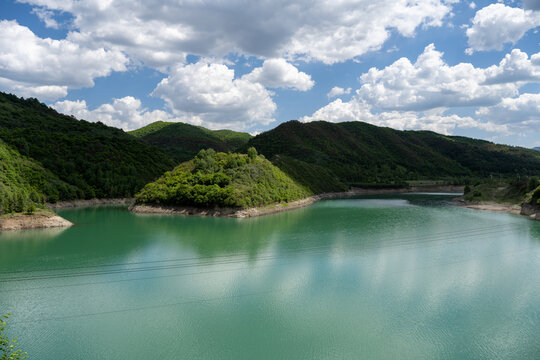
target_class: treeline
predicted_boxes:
[0,140,77,214]
[129,121,252,162]
[135,148,310,208]
[243,120,540,193]
[0,92,175,203]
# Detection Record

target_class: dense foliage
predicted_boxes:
[136,149,311,208]
[129,121,252,162]
[243,120,540,193]
[0,92,175,200]
[463,177,540,204]
[0,140,78,214]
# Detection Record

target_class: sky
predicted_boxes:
[1,0,540,148]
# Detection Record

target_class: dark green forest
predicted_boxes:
[243,120,540,193]
[1,91,539,214]
[0,139,79,214]
[129,121,252,162]
[135,148,310,208]
[0,92,175,203]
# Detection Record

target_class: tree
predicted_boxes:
[247,147,257,160]
[0,314,27,360]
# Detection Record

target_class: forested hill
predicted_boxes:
[243,120,540,193]
[129,121,252,162]
[0,139,80,214]
[0,92,175,200]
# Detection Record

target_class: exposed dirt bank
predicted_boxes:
[0,212,73,231]
[459,201,522,215]
[130,186,464,218]
[47,198,134,209]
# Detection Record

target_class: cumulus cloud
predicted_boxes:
[19,0,455,65]
[466,4,540,53]
[52,97,178,130]
[152,61,276,130]
[357,44,519,111]
[327,87,352,99]
[483,49,540,84]
[300,98,508,135]
[0,20,128,100]
[242,59,314,91]
[299,45,540,136]
[476,93,540,127]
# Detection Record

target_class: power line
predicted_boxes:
[0,225,521,288]
[0,225,519,283]
[0,223,515,276]
[9,243,536,325]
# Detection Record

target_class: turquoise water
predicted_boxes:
[1,194,540,359]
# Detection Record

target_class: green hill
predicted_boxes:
[135,148,310,208]
[0,92,175,200]
[129,121,252,162]
[0,140,80,214]
[243,120,540,193]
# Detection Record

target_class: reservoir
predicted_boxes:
[1,194,540,359]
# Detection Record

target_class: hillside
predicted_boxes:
[0,92,175,200]
[0,140,78,214]
[243,120,540,193]
[129,121,252,162]
[135,148,310,209]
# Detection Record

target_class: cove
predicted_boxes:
[1,193,540,359]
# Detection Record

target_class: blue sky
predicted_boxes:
[1,0,539,148]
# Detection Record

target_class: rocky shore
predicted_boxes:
[47,198,134,209]
[0,211,73,231]
[130,186,465,218]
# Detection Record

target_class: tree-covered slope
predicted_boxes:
[135,148,310,208]
[0,92,175,200]
[0,140,79,214]
[129,121,252,162]
[244,120,540,193]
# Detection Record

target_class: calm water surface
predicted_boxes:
[1,194,540,359]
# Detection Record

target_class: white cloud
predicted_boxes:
[469,2,476,10]
[483,49,540,84]
[19,0,456,65]
[327,87,352,99]
[476,92,540,127]
[0,20,128,100]
[299,45,540,137]
[300,98,508,135]
[466,4,540,53]
[357,44,518,111]
[152,61,276,130]
[31,7,59,29]
[52,97,177,130]
[242,59,314,91]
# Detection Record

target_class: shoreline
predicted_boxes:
[0,211,73,231]
[47,198,134,209]
[130,185,465,218]
[458,201,522,215]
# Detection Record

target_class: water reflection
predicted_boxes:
[1,196,539,359]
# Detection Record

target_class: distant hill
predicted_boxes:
[243,120,540,193]
[534,147,540,151]
[0,139,79,214]
[135,148,309,208]
[129,121,252,162]
[0,92,175,200]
